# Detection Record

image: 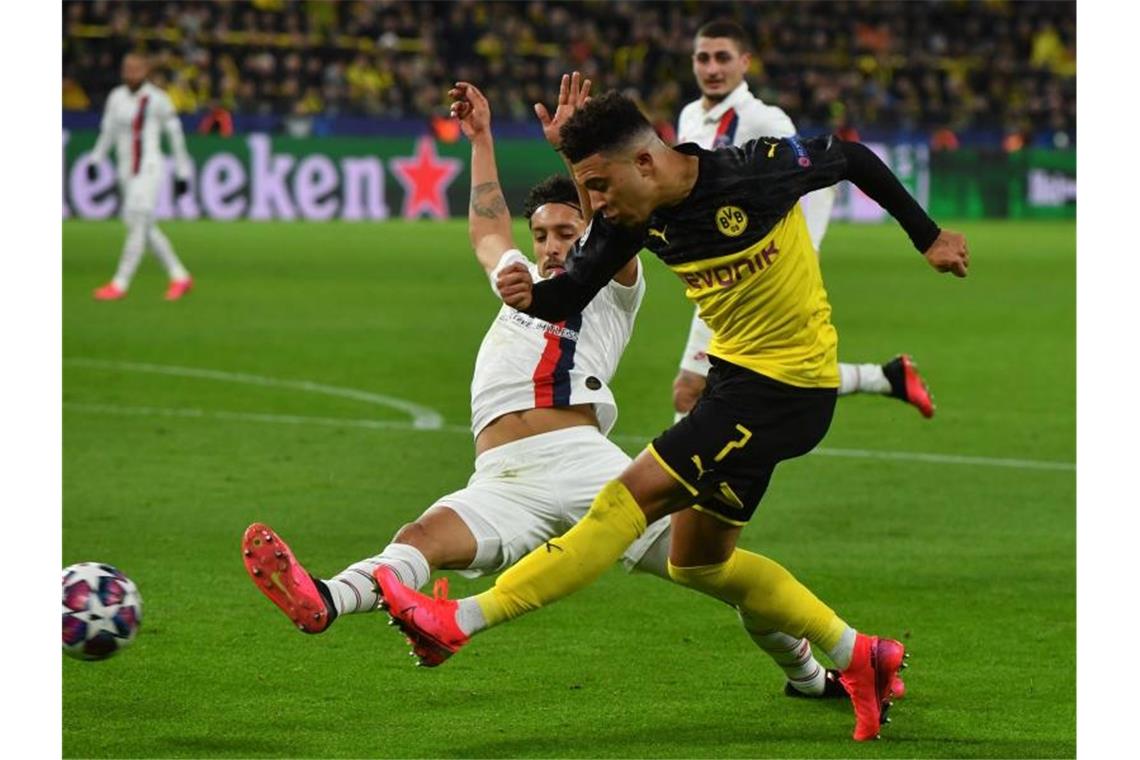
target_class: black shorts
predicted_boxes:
[649,357,837,525]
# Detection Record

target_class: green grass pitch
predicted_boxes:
[63,218,1074,758]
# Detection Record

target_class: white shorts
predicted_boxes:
[435,426,669,577]
[120,163,161,217]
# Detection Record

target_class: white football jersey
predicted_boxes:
[470,255,644,439]
[90,82,191,182]
[677,80,796,148]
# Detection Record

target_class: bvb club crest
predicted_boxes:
[715,206,748,237]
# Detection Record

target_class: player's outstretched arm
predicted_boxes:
[536,71,594,219]
[450,81,517,274]
[837,140,969,277]
[535,72,639,288]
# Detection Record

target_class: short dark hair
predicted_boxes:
[559,91,654,163]
[523,175,581,221]
[695,18,751,53]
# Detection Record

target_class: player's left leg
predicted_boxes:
[145,222,193,300]
[242,507,476,634]
[630,530,844,698]
[839,356,935,418]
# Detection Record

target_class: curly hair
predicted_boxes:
[558,91,654,164]
[522,174,581,221]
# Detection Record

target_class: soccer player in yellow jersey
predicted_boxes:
[378,86,968,742]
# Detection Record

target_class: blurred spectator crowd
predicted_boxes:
[63,0,1076,141]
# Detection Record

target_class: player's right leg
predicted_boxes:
[246,433,567,636]
[665,508,905,741]
[631,527,845,699]
[94,205,148,300]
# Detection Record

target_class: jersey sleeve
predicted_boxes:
[523,214,645,322]
[89,90,117,164]
[744,134,850,210]
[735,103,796,143]
[603,256,645,314]
[156,92,192,179]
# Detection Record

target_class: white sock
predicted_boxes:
[455,597,488,636]
[112,217,148,290]
[147,224,189,281]
[744,624,827,695]
[827,626,858,670]
[325,543,431,616]
[838,363,892,396]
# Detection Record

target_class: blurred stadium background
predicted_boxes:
[63,0,1076,219]
[62,2,1075,757]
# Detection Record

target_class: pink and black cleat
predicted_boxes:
[93,283,126,301]
[374,566,469,667]
[838,634,908,741]
[165,278,193,301]
[241,522,336,634]
[883,354,935,419]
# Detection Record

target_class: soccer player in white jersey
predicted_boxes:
[88,53,194,302]
[671,20,934,419]
[241,75,875,700]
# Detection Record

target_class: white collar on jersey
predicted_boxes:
[700,80,757,122]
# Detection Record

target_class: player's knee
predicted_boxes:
[392,521,434,555]
[666,558,729,590]
[672,373,705,414]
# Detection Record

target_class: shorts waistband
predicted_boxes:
[474,425,603,470]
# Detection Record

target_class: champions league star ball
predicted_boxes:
[62,562,142,661]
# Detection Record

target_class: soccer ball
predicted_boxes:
[62,562,143,661]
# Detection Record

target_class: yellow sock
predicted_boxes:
[475,480,646,627]
[667,549,849,652]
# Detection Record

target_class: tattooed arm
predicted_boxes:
[449,81,518,274]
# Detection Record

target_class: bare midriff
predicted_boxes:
[475,404,600,457]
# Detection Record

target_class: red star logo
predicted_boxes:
[390,136,463,219]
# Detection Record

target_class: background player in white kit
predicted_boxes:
[89,53,194,302]
[671,20,934,420]
[241,75,861,699]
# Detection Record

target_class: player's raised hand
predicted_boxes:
[449,81,492,140]
[496,261,535,311]
[534,71,592,151]
[924,229,969,277]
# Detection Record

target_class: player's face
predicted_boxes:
[692,36,750,102]
[121,56,149,91]
[573,153,656,227]
[529,203,585,278]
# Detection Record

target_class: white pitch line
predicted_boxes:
[64,401,1075,474]
[65,357,444,429]
[63,402,470,435]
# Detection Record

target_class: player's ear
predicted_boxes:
[740,51,752,69]
[633,148,655,178]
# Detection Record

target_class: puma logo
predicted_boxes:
[270,571,295,602]
[648,227,669,245]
